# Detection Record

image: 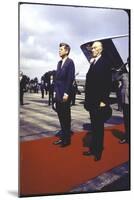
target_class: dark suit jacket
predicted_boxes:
[54,57,75,102]
[85,56,112,109]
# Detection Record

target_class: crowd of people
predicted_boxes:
[20,69,79,106]
[20,41,129,161]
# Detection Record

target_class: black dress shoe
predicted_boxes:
[94,156,101,161]
[94,153,102,161]
[55,130,73,138]
[55,130,63,138]
[119,139,127,144]
[83,151,93,156]
[53,139,63,145]
[70,130,74,135]
[60,142,71,148]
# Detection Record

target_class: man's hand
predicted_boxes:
[63,93,69,102]
[100,102,106,107]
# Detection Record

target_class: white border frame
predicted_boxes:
[0,0,133,200]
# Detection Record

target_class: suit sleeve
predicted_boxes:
[65,60,75,95]
[84,70,90,102]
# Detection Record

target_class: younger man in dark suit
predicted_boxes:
[53,43,75,147]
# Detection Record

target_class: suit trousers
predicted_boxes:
[56,101,71,143]
[89,108,104,156]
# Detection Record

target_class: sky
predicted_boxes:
[19,3,129,80]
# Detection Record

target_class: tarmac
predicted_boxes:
[20,91,130,193]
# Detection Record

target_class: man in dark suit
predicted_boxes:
[83,41,112,161]
[53,43,75,147]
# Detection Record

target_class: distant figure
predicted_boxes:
[53,43,75,147]
[71,80,78,105]
[44,82,48,95]
[20,71,26,105]
[112,69,123,112]
[84,41,112,161]
[33,77,39,93]
[48,75,54,106]
[40,80,44,98]
[115,80,122,111]
[117,58,129,144]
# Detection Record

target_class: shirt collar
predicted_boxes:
[90,54,101,64]
[61,56,68,67]
[94,54,101,63]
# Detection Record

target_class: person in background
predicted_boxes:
[71,80,78,106]
[40,80,45,98]
[48,75,54,106]
[115,80,122,111]
[20,71,26,105]
[118,58,130,144]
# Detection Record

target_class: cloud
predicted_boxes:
[19,3,129,80]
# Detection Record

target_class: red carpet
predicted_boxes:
[20,124,129,196]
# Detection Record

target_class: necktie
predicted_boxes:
[90,59,95,71]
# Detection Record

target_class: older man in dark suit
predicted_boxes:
[83,41,112,161]
[53,43,75,147]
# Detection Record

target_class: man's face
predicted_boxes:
[91,41,103,58]
[59,46,68,58]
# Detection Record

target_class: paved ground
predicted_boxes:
[20,91,130,193]
[20,92,123,140]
